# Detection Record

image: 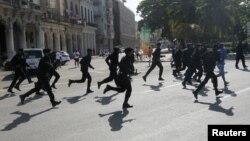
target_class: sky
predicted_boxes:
[124,0,143,21]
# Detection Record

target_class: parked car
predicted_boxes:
[24,48,44,70]
[60,51,70,65]
[2,59,12,71]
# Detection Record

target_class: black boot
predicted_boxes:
[215,90,223,96]
[51,101,61,107]
[122,103,133,109]
[103,85,111,94]
[19,95,25,104]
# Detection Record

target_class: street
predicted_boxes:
[0,55,250,141]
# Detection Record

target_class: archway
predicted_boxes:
[13,22,22,50]
[26,23,37,48]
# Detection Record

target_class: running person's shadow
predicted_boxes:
[94,93,119,105]
[143,82,163,92]
[99,109,135,131]
[195,97,234,116]
[1,108,55,131]
[63,93,89,104]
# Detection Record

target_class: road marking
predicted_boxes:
[221,87,250,100]
[143,83,181,93]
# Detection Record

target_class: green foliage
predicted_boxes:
[137,0,250,42]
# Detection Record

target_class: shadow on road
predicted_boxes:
[17,92,46,106]
[195,97,234,116]
[94,93,119,105]
[223,86,237,97]
[237,68,250,72]
[63,93,89,104]
[143,82,163,92]
[1,74,14,81]
[99,109,135,132]
[0,93,16,101]
[1,108,56,131]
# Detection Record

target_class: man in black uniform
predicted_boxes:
[142,43,164,82]
[97,48,120,89]
[68,49,94,94]
[103,48,134,109]
[192,45,223,99]
[7,49,26,93]
[49,51,60,89]
[235,40,247,69]
[173,43,193,77]
[19,49,61,107]
[14,52,33,91]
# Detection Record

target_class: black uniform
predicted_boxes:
[173,45,193,76]
[14,54,33,90]
[103,48,134,109]
[235,41,247,69]
[143,43,164,82]
[50,52,60,89]
[192,48,223,99]
[19,52,61,107]
[68,50,94,93]
[97,49,119,89]
[8,50,26,93]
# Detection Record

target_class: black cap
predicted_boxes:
[114,47,120,52]
[18,48,24,52]
[43,49,51,54]
[157,43,161,46]
[124,48,133,54]
[87,49,92,52]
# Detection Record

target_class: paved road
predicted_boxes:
[0,55,250,141]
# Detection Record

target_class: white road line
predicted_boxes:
[221,87,250,100]
[143,83,181,93]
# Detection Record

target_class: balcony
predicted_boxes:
[29,2,40,11]
[0,0,12,7]
[86,22,97,27]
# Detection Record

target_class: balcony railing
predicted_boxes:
[0,0,12,6]
[43,12,86,26]
[0,0,41,11]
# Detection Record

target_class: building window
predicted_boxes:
[65,0,68,9]
[81,6,84,20]
[75,5,78,15]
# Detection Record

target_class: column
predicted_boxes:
[84,33,87,56]
[79,34,84,57]
[20,25,27,49]
[55,32,60,51]
[37,26,45,48]
[61,33,67,51]
[48,32,53,50]
[6,21,15,59]
[93,33,96,55]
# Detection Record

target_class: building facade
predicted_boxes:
[0,0,96,61]
[93,0,114,53]
[113,0,136,49]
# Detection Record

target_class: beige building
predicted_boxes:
[0,0,96,61]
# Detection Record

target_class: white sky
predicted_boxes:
[124,0,143,21]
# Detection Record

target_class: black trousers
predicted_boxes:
[71,71,91,90]
[194,70,218,94]
[194,65,203,80]
[8,68,25,91]
[235,55,247,68]
[175,61,188,73]
[50,70,60,86]
[111,73,132,105]
[21,78,55,103]
[101,68,117,84]
[145,60,163,78]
